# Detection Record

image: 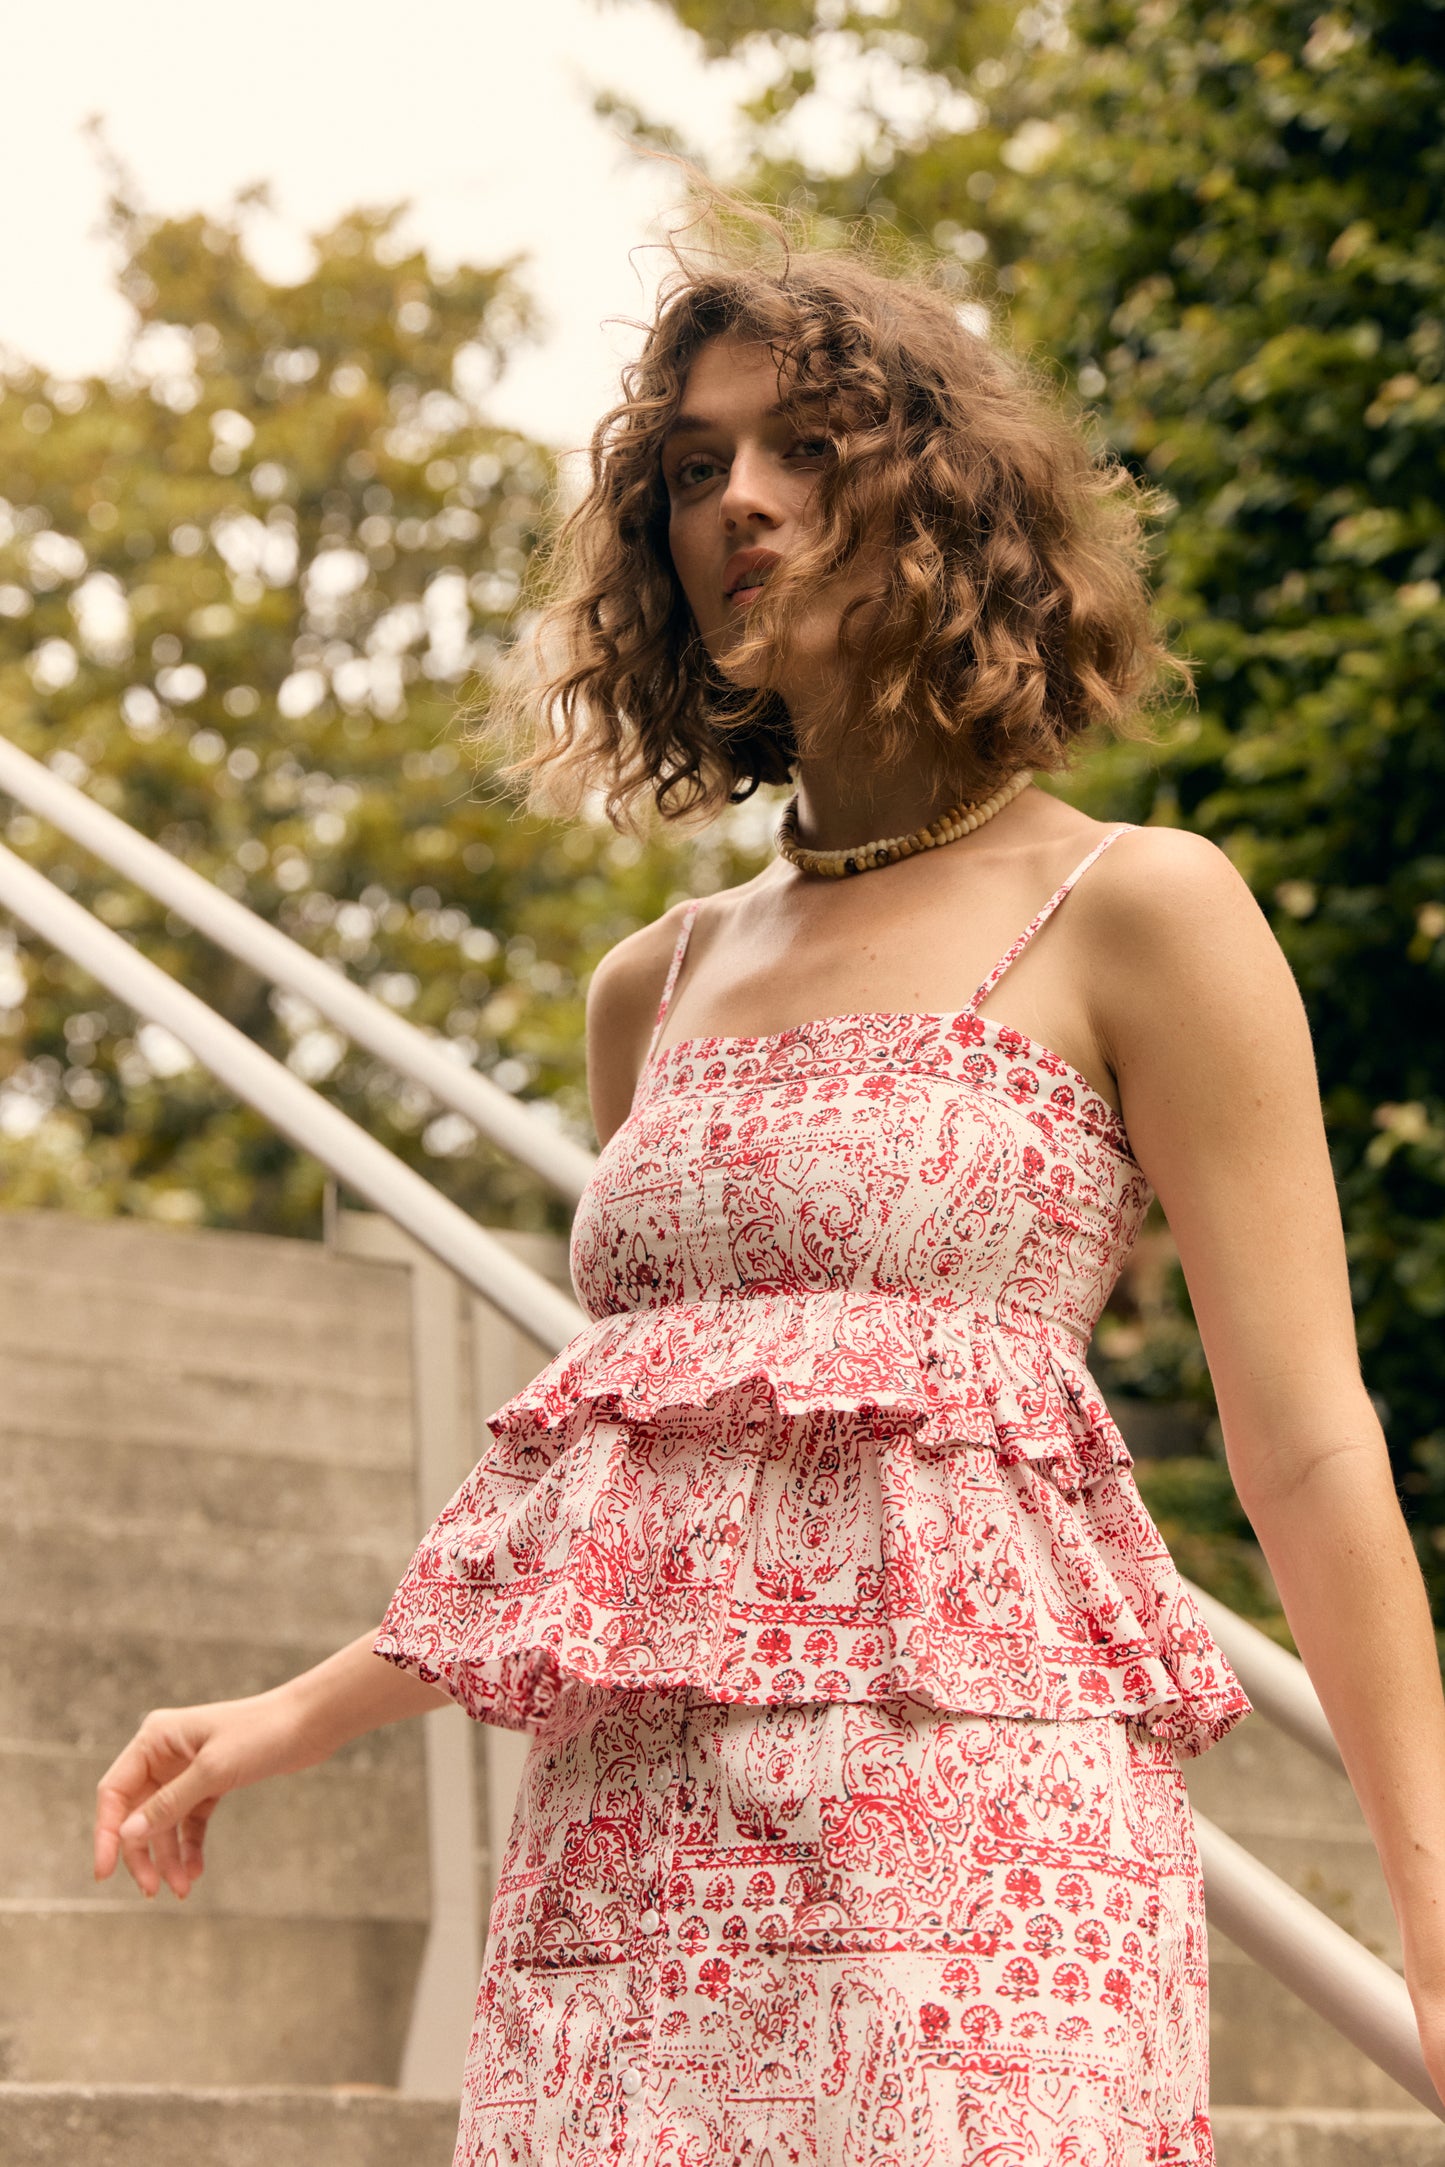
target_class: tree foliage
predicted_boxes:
[0,184,764,1236]
[643,0,1445,1602]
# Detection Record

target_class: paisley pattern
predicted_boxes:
[377,823,1248,1759]
[457,1681,1214,2165]
[376,821,1245,2161]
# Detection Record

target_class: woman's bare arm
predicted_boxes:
[94,1631,452,1901]
[1088,826,1445,2083]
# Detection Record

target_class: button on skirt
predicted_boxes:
[453,1683,1213,2166]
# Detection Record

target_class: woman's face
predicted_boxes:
[662,333,878,699]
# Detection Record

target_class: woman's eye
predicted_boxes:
[793,437,830,458]
[674,457,716,488]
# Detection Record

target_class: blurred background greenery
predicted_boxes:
[1,0,1441,1636]
[0,183,770,1236]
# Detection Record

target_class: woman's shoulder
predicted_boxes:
[586,863,778,1030]
[585,898,695,1048]
[983,808,1256,984]
[584,911,687,1146]
[1083,821,1261,949]
[1073,820,1295,1079]
[583,869,771,1141]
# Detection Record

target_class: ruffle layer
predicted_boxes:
[375,1290,1249,1757]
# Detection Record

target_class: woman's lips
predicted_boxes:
[723,546,782,608]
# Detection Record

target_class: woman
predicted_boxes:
[95,195,1445,2164]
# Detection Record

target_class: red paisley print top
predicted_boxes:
[377,824,1249,1756]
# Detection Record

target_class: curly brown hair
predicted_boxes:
[487,173,1186,829]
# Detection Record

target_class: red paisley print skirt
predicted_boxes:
[455,1683,1213,2165]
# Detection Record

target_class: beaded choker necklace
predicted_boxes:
[776,768,1033,879]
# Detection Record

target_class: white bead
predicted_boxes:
[619,2066,643,2096]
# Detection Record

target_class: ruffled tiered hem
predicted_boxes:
[375,1289,1249,1757]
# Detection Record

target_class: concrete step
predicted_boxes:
[0,2084,459,2165]
[0,1218,413,1442]
[0,1268,412,1398]
[0,1727,429,1916]
[1208,1937,1426,2111]
[0,1623,365,1750]
[0,1514,413,1648]
[0,1348,412,1468]
[0,1908,429,2085]
[0,1431,414,1550]
[1211,2106,1445,2164]
[0,1211,412,1339]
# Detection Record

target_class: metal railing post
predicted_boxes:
[328,1203,485,2101]
[461,1228,571,1930]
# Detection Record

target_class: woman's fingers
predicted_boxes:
[118,1814,163,1899]
[149,1818,191,1902]
[95,1710,228,1896]
[115,1758,215,1898]
[94,1728,175,1883]
[118,1751,221,1840]
[91,1680,317,1900]
[178,1797,218,1881]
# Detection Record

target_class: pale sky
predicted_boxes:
[0,0,770,454]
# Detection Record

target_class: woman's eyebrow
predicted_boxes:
[663,401,789,443]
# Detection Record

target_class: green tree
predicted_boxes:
[637,0,1445,1609]
[0,180,765,1236]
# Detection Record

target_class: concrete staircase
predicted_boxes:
[0,1210,459,2163]
[1,1207,1441,2162]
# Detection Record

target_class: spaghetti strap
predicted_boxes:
[967,825,1136,1013]
[644,900,702,1065]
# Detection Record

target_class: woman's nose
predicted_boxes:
[720,444,784,531]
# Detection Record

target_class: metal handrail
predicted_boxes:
[1,834,1439,2118]
[1178,1582,1441,2110]
[0,733,598,1205]
[1196,1815,1441,2114]
[0,843,584,1353]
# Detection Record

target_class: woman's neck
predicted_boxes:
[788,753,994,854]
